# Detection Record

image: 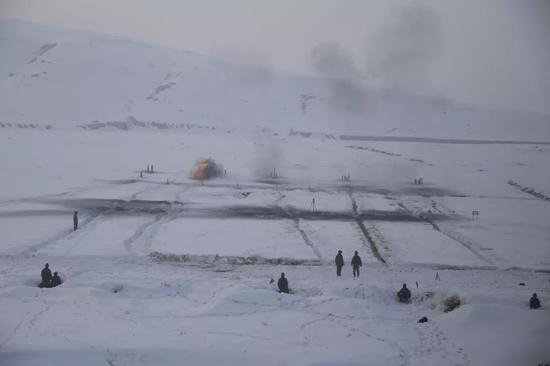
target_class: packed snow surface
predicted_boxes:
[1,19,549,366]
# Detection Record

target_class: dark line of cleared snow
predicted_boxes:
[340,135,550,145]
[348,191,387,264]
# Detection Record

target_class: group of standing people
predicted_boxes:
[335,250,363,278]
[335,250,412,303]
[39,263,62,288]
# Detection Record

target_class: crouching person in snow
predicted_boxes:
[51,272,63,288]
[39,263,52,288]
[278,273,290,294]
[530,293,541,309]
[397,283,411,303]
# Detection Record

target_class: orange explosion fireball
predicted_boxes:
[190,158,222,180]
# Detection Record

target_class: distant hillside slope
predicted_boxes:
[0,19,548,139]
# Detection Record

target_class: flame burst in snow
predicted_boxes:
[190,158,222,180]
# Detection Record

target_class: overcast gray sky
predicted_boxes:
[1,0,549,115]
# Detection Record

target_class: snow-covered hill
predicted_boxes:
[1,19,549,366]
[1,19,549,139]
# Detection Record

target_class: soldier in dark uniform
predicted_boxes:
[530,293,541,309]
[278,273,289,294]
[398,284,411,303]
[351,251,362,278]
[51,272,62,287]
[335,250,344,276]
[40,263,52,288]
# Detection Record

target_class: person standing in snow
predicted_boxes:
[40,263,52,288]
[278,273,289,294]
[530,293,541,309]
[73,211,78,231]
[398,284,411,303]
[351,251,362,278]
[335,250,344,276]
[51,272,62,287]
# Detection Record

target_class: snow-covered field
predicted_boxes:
[1,20,550,366]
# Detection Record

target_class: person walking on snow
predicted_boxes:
[278,273,289,294]
[73,211,78,231]
[335,250,344,276]
[351,251,362,278]
[40,263,52,288]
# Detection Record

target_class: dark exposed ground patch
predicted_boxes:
[150,251,323,266]
[32,197,436,222]
[0,209,71,218]
[340,134,550,145]
[92,175,464,198]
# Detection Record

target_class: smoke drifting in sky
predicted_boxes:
[1,0,549,115]
[310,41,368,115]
[364,4,442,92]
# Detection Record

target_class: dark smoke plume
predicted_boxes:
[364,4,442,92]
[310,41,369,115]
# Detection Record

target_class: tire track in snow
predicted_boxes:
[128,183,161,201]
[123,212,166,255]
[397,202,494,266]
[348,192,387,264]
[140,210,181,254]
[64,212,106,255]
[279,203,324,261]
[18,210,102,257]
[122,182,191,254]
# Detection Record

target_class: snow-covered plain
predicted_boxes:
[1,20,550,366]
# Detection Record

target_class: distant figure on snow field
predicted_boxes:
[40,263,52,288]
[398,284,411,303]
[278,273,289,294]
[351,251,362,278]
[51,272,62,287]
[73,211,78,231]
[335,250,344,276]
[530,293,541,309]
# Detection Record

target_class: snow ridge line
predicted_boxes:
[349,192,387,264]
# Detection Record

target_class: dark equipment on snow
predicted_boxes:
[73,211,79,231]
[417,316,428,323]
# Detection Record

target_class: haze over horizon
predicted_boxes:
[1,0,549,116]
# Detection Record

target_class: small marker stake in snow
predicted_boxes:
[435,272,441,281]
